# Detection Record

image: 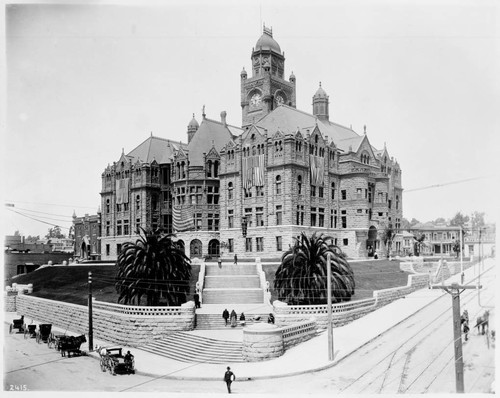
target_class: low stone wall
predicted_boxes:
[242,319,317,362]
[13,294,196,347]
[274,272,431,329]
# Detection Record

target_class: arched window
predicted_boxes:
[331,182,336,200]
[106,198,110,214]
[396,195,399,210]
[136,195,140,210]
[298,175,302,194]
[276,175,282,195]
[228,182,233,200]
[181,161,186,178]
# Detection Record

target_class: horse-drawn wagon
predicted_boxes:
[99,347,135,375]
[9,315,26,334]
[55,334,87,357]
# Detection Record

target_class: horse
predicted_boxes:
[60,334,87,357]
[475,310,490,335]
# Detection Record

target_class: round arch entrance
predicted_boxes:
[208,239,220,257]
[190,239,202,258]
[367,226,378,257]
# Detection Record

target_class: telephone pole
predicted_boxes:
[88,271,93,352]
[327,253,334,361]
[431,282,481,393]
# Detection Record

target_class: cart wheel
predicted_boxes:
[24,329,28,339]
[100,360,106,372]
[36,332,40,344]
[9,324,13,334]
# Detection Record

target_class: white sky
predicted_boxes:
[2,0,499,238]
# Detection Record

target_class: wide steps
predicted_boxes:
[140,331,244,364]
[202,289,264,304]
[204,275,260,289]
[195,314,270,330]
[205,264,257,276]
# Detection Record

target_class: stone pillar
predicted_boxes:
[243,323,283,361]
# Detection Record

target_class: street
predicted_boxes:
[4,264,495,394]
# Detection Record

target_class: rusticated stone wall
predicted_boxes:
[13,295,195,347]
[274,272,431,329]
[242,319,317,362]
[4,291,17,312]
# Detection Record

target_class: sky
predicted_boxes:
[2,0,499,238]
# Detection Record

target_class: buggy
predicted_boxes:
[99,347,135,375]
[24,324,37,339]
[47,333,71,351]
[36,324,52,344]
[9,315,26,334]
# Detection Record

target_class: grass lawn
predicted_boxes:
[9,259,408,306]
[263,259,410,303]
[7,263,201,307]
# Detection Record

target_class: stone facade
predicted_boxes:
[74,213,101,260]
[98,26,403,261]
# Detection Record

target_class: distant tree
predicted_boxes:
[25,235,40,244]
[434,217,446,225]
[381,223,395,257]
[413,233,426,256]
[450,212,470,228]
[410,218,421,227]
[470,211,486,230]
[401,218,411,230]
[14,230,21,236]
[274,232,355,305]
[45,226,65,239]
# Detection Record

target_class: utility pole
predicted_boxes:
[460,227,464,284]
[431,282,481,393]
[327,253,334,361]
[88,271,93,352]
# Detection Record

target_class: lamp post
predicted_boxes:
[88,271,93,352]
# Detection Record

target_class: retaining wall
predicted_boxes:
[12,295,195,347]
[242,319,317,361]
[273,272,431,329]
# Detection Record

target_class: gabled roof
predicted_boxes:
[187,118,243,166]
[254,105,371,153]
[127,135,185,164]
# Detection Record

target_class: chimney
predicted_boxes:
[220,111,227,126]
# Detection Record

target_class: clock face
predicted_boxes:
[276,94,284,105]
[250,93,262,107]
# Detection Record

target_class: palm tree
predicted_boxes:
[274,232,355,305]
[115,228,191,306]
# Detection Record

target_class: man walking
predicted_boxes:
[222,308,229,326]
[233,254,238,265]
[224,366,235,393]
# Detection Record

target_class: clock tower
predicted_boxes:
[241,26,296,128]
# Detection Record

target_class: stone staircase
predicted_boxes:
[202,264,264,305]
[140,331,244,363]
[195,312,270,330]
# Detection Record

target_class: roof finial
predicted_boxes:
[192,113,195,118]
[319,81,322,87]
[364,125,367,135]
[202,105,206,119]
[122,147,124,154]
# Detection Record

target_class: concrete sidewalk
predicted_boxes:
[4,259,491,381]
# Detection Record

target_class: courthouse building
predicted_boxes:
[99,26,403,260]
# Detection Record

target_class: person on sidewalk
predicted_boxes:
[224,366,235,393]
[239,312,246,326]
[222,309,229,326]
[230,310,237,327]
[233,254,238,265]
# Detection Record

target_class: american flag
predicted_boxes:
[242,154,265,188]
[172,205,195,232]
[309,155,325,186]
[115,179,129,204]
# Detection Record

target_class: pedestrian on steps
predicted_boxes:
[230,309,237,327]
[234,254,238,265]
[224,366,235,393]
[222,308,229,326]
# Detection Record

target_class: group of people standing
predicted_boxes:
[222,309,243,327]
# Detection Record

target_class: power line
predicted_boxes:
[5,208,71,230]
[5,199,96,210]
[404,175,495,193]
